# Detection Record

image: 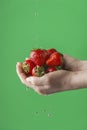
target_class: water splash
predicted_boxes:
[35,111,38,115]
[35,11,38,16]
[48,113,53,117]
[25,87,29,91]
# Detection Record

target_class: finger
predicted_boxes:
[16,63,39,89]
[63,54,79,70]
[26,76,44,86]
[16,62,30,86]
[63,54,78,62]
[16,62,27,80]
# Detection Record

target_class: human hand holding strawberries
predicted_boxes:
[16,48,87,95]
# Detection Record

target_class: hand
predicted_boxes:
[16,54,87,95]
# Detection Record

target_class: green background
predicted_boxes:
[0,0,87,129]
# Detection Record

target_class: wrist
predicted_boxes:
[70,71,87,90]
[78,60,87,71]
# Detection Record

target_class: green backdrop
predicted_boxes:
[0,0,87,130]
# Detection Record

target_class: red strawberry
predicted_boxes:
[22,59,35,76]
[32,65,45,77]
[47,67,56,73]
[47,48,57,56]
[43,49,49,61]
[30,49,46,66]
[46,52,63,67]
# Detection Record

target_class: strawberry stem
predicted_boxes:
[37,66,45,77]
[22,63,30,74]
[56,66,62,70]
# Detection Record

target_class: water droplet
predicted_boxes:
[35,11,38,16]
[26,87,29,91]
[35,111,38,115]
[48,113,53,117]
[42,109,47,112]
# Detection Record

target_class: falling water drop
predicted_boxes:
[26,87,29,91]
[35,11,38,16]
[48,113,53,117]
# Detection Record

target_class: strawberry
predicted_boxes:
[32,65,45,77]
[46,52,63,67]
[47,48,57,56]
[47,67,56,73]
[43,49,49,61]
[47,66,62,73]
[30,49,47,66]
[22,59,35,76]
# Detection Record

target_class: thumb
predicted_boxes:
[63,54,79,71]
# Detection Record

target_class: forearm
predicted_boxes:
[63,54,87,71]
[79,60,87,70]
[70,71,87,90]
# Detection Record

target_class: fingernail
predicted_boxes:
[25,57,28,60]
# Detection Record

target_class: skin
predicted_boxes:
[16,54,87,95]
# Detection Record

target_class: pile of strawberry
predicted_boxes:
[22,48,63,77]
